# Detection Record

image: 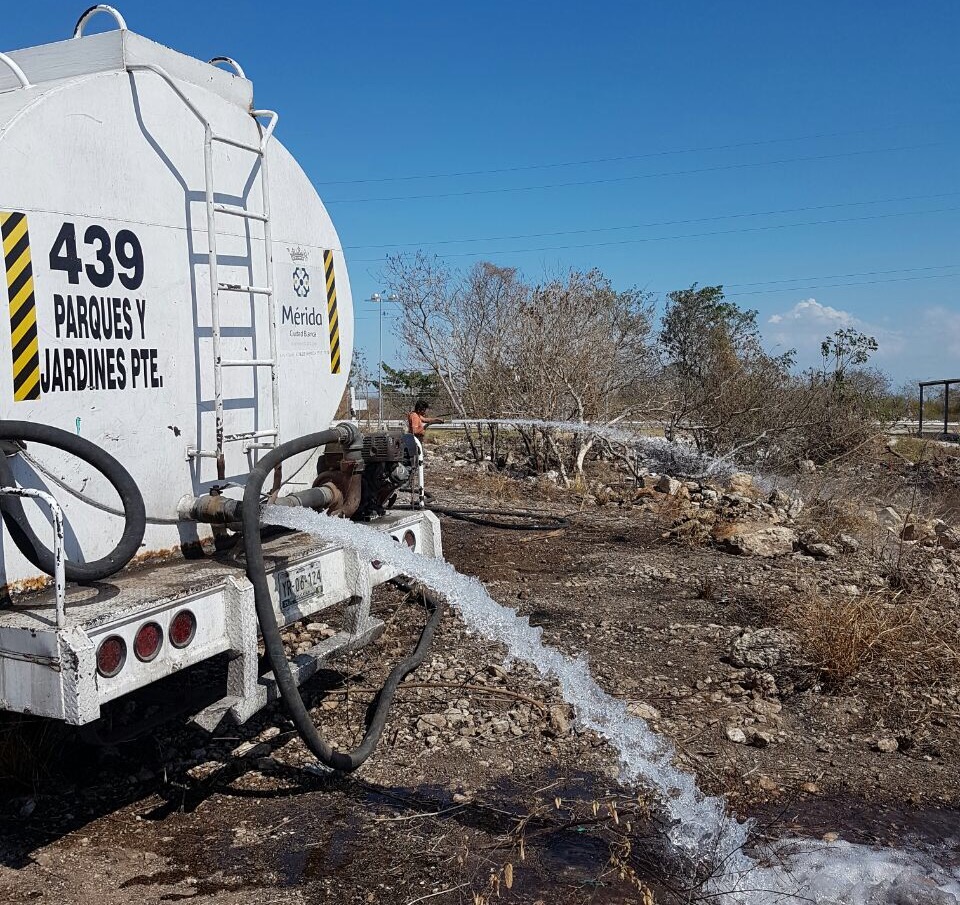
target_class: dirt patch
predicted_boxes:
[0,451,957,902]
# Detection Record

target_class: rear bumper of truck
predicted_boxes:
[0,510,441,726]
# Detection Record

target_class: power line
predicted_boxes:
[727,270,960,297]
[725,262,960,289]
[353,267,959,319]
[315,124,930,186]
[344,190,960,250]
[350,205,960,264]
[327,143,938,205]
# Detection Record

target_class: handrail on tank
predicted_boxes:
[251,109,279,146]
[125,63,212,132]
[0,487,66,628]
[0,53,31,89]
[208,57,246,79]
[73,4,128,39]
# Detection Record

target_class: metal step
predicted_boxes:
[220,359,275,368]
[217,282,272,295]
[223,430,278,443]
[211,133,264,155]
[213,204,268,222]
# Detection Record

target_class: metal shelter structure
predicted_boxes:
[918,378,960,438]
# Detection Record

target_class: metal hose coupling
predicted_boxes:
[178,485,338,524]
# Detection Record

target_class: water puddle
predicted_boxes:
[263,505,960,904]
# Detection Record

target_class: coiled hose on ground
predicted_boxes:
[0,420,146,581]
[242,422,445,772]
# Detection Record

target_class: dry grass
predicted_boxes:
[889,436,960,465]
[783,591,916,688]
[782,589,960,692]
[800,498,874,544]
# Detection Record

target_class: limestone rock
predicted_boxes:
[416,713,449,733]
[725,726,748,744]
[715,523,798,557]
[878,506,903,530]
[728,472,755,495]
[627,701,661,722]
[728,628,800,670]
[655,475,682,495]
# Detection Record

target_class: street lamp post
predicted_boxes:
[369,291,399,426]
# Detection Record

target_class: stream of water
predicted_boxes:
[263,505,960,904]
[454,418,745,483]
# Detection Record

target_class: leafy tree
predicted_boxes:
[379,363,444,415]
[658,285,794,452]
[820,329,879,388]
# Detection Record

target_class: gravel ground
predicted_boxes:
[0,447,957,903]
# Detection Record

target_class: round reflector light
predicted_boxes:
[402,530,416,551]
[169,610,197,648]
[134,622,163,662]
[96,635,126,678]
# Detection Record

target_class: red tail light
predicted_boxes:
[134,622,163,662]
[169,610,196,648]
[96,635,126,678]
[402,530,416,551]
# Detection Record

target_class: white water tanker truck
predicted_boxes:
[0,6,441,769]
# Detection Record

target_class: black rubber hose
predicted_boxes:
[0,421,146,582]
[426,503,570,531]
[241,423,444,772]
[396,491,570,531]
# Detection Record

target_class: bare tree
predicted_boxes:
[505,269,657,481]
[385,254,524,461]
[387,255,657,480]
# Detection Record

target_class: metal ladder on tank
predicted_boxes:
[123,60,282,478]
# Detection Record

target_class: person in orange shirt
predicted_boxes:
[406,399,443,439]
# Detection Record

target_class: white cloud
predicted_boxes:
[767,298,855,328]
[764,298,860,361]
[761,298,960,382]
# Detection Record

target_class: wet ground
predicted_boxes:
[0,459,958,902]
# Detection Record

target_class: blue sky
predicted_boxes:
[6,1,959,386]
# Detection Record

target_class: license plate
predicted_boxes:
[276,560,324,611]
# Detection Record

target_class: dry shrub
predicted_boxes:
[783,591,916,689]
[800,498,873,543]
[783,588,960,695]
[652,490,693,525]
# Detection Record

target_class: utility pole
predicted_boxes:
[369,291,399,426]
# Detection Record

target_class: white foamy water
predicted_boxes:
[455,418,742,482]
[263,505,960,904]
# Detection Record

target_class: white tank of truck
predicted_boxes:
[0,4,352,589]
[0,7,442,743]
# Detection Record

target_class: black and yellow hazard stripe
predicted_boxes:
[0,212,41,402]
[324,249,341,375]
